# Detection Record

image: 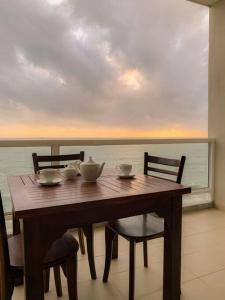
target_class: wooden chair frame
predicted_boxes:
[32,152,85,173]
[104,152,186,300]
[32,151,97,280]
[0,193,79,300]
[0,196,13,300]
[144,152,186,184]
[32,151,86,254]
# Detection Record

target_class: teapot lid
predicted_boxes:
[83,156,98,165]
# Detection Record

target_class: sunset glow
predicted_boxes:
[0,123,207,139]
[119,69,144,91]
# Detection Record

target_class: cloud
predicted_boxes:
[0,0,208,137]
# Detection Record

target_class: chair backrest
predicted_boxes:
[32,151,85,174]
[0,194,11,300]
[144,152,186,184]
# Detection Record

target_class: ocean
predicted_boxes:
[0,143,209,212]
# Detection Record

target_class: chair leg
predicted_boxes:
[78,228,86,255]
[83,224,97,279]
[60,262,67,277]
[143,241,148,268]
[8,277,15,300]
[112,233,118,259]
[43,268,50,293]
[53,266,62,297]
[129,240,136,300]
[66,255,78,300]
[103,226,117,283]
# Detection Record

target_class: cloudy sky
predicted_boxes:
[0,0,208,138]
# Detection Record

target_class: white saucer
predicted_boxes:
[118,174,135,179]
[37,178,62,186]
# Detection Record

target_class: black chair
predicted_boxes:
[32,152,97,280]
[32,152,85,254]
[0,193,79,300]
[103,152,186,300]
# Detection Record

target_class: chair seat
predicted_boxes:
[107,214,164,240]
[8,232,79,268]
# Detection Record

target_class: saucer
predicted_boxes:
[118,174,135,179]
[37,178,62,186]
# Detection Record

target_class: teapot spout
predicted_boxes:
[98,162,105,177]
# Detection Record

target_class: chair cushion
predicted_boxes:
[107,214,164,240]
[8,232,79,268]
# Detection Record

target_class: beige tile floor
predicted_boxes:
[12,208,225,300]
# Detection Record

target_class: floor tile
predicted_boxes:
[12,208,225,300]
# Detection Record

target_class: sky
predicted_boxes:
[0,0,209,138]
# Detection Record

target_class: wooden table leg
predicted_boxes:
[23,218,45,300]
[163,195,182,300]
[78,228,86,254]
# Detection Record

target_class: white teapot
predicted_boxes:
[77,156,105,182]
[63,162,80,180]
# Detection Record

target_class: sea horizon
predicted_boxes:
[0,143,209,212]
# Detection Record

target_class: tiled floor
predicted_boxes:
[12,208,225,300]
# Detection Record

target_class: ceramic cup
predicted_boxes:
[38,169,60,182]
[118,164,132,176]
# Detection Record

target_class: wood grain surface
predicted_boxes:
[8,173,190,219]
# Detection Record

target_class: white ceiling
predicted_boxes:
[187,0,221,6]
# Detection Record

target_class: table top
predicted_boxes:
[8,173,191,219]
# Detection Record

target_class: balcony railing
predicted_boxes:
[0,138,215,213]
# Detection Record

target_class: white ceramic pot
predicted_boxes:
[78,156,105,182]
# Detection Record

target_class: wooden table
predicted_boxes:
[8,173,191,300]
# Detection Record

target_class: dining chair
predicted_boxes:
[0,193,79,300]
[32,152,97,280]
[103,152,186,300]
[32,152,85,254]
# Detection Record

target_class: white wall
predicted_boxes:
[208,0,225,209]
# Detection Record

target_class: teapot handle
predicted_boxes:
[98,162,105,177]
[74,160,82,173]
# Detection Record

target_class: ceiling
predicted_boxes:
[187,0,221,6]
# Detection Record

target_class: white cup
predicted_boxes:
[118,164,132,176]
[38,169,60,182]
